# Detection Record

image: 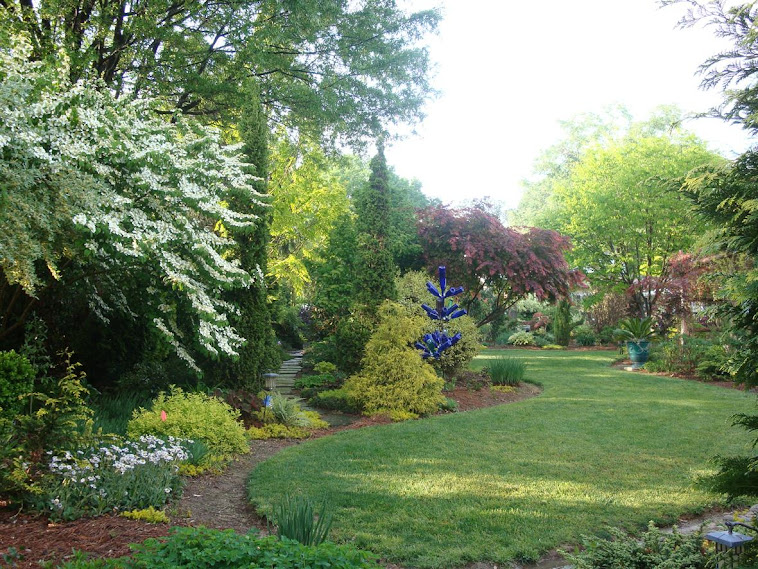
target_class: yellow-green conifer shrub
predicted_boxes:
[127,387,249,460]
[344,301,444,418]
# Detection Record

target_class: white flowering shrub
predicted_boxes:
[0,40,267,369]
[39,435,188,520]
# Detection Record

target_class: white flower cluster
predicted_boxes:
[0,41,270,368]
[48,435,189,482]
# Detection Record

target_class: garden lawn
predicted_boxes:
[247,349,756,568]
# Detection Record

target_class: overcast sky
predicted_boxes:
[385,0,754,210]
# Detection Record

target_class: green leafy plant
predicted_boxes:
[646,335,730,380]
[0,350,35,419]
[562,522,714,569]
[294,374,339,391]
[127,387,249,463]
[314,361,338,375]
[508,331,535,346]
[614,317,656,342]
[486,357,526,386]
[572,324,597,346]
[120,505,170,523]
[274,494,333,546]
[308,388,360,413]
[57,526,382,569]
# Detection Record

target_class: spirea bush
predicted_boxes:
[344,301,444,419]
[127,388,249,462]
[37,435,186,521]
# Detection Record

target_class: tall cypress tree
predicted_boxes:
[354,140,397,315]
[207,83,281,388]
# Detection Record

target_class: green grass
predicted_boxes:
[247,349,755,568]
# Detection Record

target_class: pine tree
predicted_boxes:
[354,140,397,315]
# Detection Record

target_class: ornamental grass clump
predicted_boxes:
[39,435,187,520]
[487,357,526,386]
[274,494,333,546]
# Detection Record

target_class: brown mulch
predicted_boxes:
[0,384,539,568]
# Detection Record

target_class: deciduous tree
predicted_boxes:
[540,127,720,317]
[416,203,583,328]
[0,44,265,371]
[1,0,440,145]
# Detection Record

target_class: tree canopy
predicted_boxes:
[416,203,583,327]
[1,0,440,145]
[528,116,721,316]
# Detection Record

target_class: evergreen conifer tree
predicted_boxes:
[207,84,280,388]
[354,140,397,315]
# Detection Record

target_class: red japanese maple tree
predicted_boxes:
[416,203,585,327]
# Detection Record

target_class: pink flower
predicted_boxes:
[160,410,167,422]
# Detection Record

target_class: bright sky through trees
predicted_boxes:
[387,0,753,209]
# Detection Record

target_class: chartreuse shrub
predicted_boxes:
[314,361,338,375]
[343,301,444,419]
[55,527,382,569]
[0,350,35,418]
[127,387,248,465]
[120,505,170,524]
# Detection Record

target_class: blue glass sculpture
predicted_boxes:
[416,266,467,359]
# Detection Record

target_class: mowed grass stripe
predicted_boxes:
[247,349,755,568]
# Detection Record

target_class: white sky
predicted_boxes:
[385,0,754,210]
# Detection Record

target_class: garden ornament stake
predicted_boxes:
[416,266,467,359]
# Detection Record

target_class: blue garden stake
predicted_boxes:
[416,266,467,359]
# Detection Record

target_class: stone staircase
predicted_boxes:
[272,350,303,394]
